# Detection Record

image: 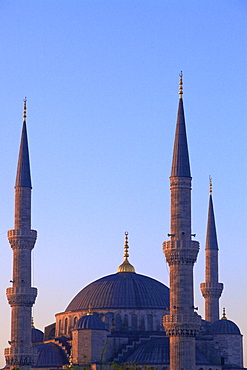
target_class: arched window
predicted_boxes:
[131,314,138,330]
[123,315,128,330]
[140,316,145,331]
[58,319,62,335]
[73,317,77,327]
[147,314,153,331]
[115,314,121,331]
[64,318,68,335]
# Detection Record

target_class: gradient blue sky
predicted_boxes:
[0,0,247,367]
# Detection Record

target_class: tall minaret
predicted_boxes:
[163,74,201,370]
[200,179,223,322]
[5,99,38,370]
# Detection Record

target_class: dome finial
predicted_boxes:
[31,316,35,328]
[124,231,129,259]
[179,71,183,98]
[23,97,27,121]
[117,232,135,273]
[87,306,93,316]
[221,307,227,320]
[209,176,212,195]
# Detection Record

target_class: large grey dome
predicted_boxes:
[66,272,169,311]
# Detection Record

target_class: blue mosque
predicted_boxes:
[3,75,245,370]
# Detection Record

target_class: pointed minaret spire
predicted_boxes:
[163,74,201,370]
[171,72,191,178]
[15,98,32,188]
[5,100,38,370]
[200,179,223,322]
[206,177,218,250]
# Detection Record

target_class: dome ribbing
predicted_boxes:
[66,272,169,311]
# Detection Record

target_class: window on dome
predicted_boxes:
[115,314,121,331]
[131,314,137,330]
[147,314,153,331]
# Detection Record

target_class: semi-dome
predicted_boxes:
[209,319,241,335]
[75,314,107,330]
[66,272,169,311]
[126,337,169,364]
[126,338,212,365]
[33,342,69,367]
[31,327,44,343]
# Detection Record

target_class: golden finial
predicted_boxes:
[31,317,35,328]
[209,176,212,195]
[221,307,227,320]
[23,97,27,121]
[179,71,183,98]
[117,232,135,273]
[87,306,93,315]
[124,231,129,259]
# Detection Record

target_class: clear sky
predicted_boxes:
[0,0,246,367]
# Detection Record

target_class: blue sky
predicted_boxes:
[0,0,247,367]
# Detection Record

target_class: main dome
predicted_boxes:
[66,272,169,311]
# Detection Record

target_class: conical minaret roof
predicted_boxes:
[206,180,218,250]
[15,99,32,188]
[171,73,191,178]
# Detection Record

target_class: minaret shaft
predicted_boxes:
[170,177,191,240]
[163,78,201,370]
[5,105,38,370]
[14,187,32,230]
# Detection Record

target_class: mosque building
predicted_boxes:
[3,75,245,370]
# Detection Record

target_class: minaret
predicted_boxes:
[200,179,223,322]
[163,73,201,370]
[5,99,38,370]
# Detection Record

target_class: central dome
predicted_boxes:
[66,272,169,311]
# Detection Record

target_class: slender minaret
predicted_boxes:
[163,73,201,370]
[200,179,223,322]
[5,99,38,370]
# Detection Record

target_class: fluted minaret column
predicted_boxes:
[5,99,38,370]
[200,179,223,322]
[163,74,201,370]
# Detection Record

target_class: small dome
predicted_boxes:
[31,328,44,343]
[33,342,69,367]
[66,272,169,311]
[75,315,107,330]
[209,319,241,335]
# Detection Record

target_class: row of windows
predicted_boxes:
[57,313,162,336]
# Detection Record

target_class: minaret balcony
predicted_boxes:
[8,229,37,249]
[6,286,37,307]
[5,346,37,366]
[200,282,224,298]
[163,312,201,337]
[163,240,199,265]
